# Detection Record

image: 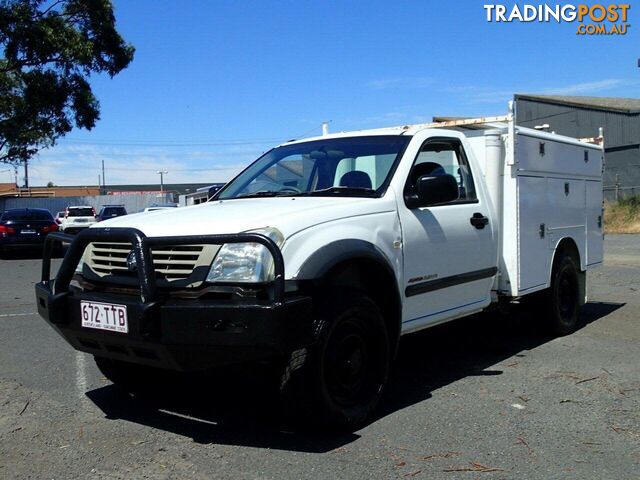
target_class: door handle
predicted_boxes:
[470,212,489,229]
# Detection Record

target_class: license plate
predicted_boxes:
[21,229,36,234]
[75,218,88,223]
[80,301,128,333]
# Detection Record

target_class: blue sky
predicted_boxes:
[17,0,640,186]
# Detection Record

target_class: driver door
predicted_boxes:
[398,137,497,331]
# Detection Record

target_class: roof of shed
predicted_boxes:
[515,94,640,114]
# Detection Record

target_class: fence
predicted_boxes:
[604,185,640,202]
[0,193,174,215]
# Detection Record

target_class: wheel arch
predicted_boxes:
[296,240,402,357]
[551,237,582,270]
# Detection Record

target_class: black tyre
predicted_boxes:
[280,291,390,429]
[94,356,170,394]
[545,254,581,336]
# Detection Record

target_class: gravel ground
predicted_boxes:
[0,235,638,479]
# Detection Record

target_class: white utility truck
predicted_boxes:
[36,102,604,428]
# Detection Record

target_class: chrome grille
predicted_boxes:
[87,242,214,281]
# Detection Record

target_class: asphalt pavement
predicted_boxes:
[0,236,638,479]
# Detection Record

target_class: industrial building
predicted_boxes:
[515,94,640,200]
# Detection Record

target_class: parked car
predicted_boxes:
[0,208,58,252]
[54,211,65,225]
[36,102,604,429]
[59,206,97,234]
[96,205,127,222]
[141,203,178,212]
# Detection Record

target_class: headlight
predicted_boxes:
[206,227,284,283]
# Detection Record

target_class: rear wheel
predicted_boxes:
[543,254,581,336]
[280,291,390,429]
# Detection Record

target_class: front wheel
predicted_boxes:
[280,291,390,429]
[94,356,171,394]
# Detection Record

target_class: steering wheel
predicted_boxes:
[278,185,302,194]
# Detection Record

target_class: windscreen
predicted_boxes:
[102,207,125,216]
[218,136,411,200]
[67,208,94,217]
[2,211,53,222]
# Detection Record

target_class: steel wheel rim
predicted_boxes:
[324,318,372,407]
[558,269,577,320]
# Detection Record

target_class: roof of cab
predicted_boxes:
[280,125,455,147]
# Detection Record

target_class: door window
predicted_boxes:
[408,138,477,202]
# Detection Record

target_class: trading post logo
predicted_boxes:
[484,3,631,35]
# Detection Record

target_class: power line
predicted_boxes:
[58,123,326,147]
[106,166,241,172]
[61,138,286,147]
[37,150,264,158]
[24,123,328,182]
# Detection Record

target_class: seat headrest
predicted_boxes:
[410,162,446,186]
[339,170,372,189]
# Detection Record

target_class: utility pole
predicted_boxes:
[23,159,29,188]
[157,170,168,194]
[101,160,106,195]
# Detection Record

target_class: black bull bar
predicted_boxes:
[39,227,285,304]
[34,228,312,370]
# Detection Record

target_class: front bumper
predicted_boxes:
[36,228,314,371]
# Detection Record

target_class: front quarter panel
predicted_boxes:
[283,197,402,292]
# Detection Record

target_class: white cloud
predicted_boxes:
[440,86,514,104]
[541,79,637,95]
[25,143,263,187]
[440,78,640,105]
[344,77,640,130]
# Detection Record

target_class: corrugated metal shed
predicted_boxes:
[0,193,174,215]
[105,183,213,195]
[516,94,640,114]
[515,94,640,200]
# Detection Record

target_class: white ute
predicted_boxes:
[36,101,604,428]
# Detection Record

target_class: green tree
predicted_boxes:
[0,0,134,165]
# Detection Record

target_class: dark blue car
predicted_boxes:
[0,208,58,252]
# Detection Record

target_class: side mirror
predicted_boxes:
[405,174,459,208]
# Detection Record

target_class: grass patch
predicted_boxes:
[605,196,640,234]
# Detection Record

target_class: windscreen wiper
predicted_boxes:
[306,186,376,196]
[234,191,298,199]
